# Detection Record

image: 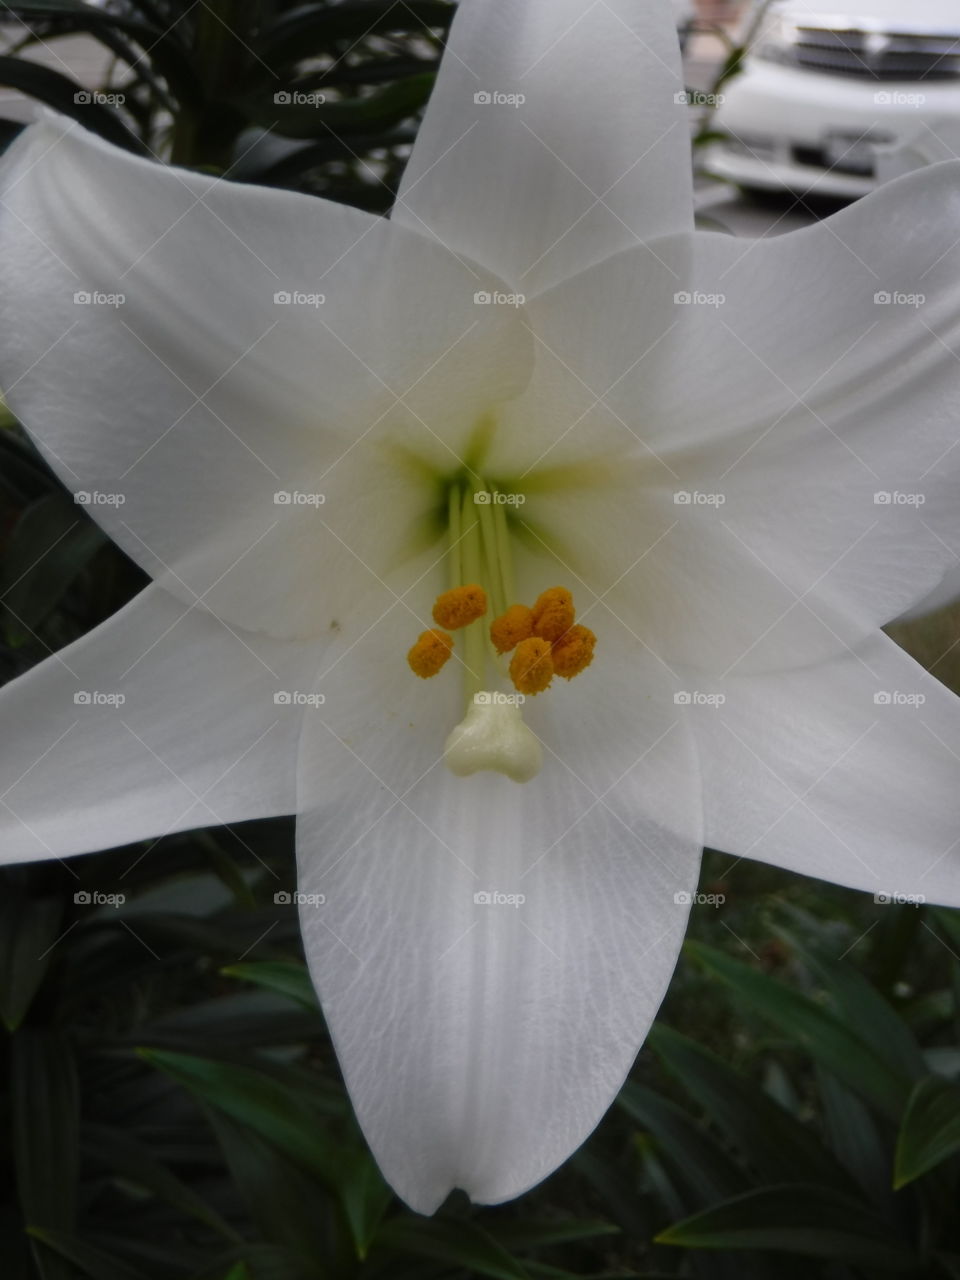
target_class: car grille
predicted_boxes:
[793,27,960,80]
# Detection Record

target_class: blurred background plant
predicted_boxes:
[0,0,453,200]
[2,0,960,1276]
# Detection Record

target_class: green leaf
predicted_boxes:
[0,428,51,503]
[205,1112,331,1271]
[816,1068,892,1204]
[373,1216,531,1280]
[139,1048,389,1258]
[2,492,106,641]
[686,941,911,1116]
[258,0,453,67]
[12,1030,80,1280]
[0,1,199,104]
[0,55,145,150]
[774,917,926,1078]
[12,1029,79,1228]
[220,961,318,1010]
[26,1230,151,1280]
[648,1024,855,1191]
[249,75,435,140]
[618,1081,748,1203]
[656,1184,922,1271]
[0,889,62,1029]
[81,1123,240,1240]
[490,1220,620,1250]
[894,1074,960,1187]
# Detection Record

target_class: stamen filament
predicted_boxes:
[447,483,461,591]
[493,497,515,608]
[475,489,506,620]
[460,485,485,704]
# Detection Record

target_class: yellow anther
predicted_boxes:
[432,584,488,630]
[509,636,554,695]
[551,624,596,680]
[407,629,454,679]
[531,586,575,643]
[490,604,533,655]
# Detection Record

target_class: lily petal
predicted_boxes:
[522,165,960,633]
[0,584,312,864]
[694,630,960,906]
[0,119,532,637]
[503,164,960,677]
[295,621,701,1211]
[394,0,692,294]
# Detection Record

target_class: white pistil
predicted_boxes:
[443,695,543,783]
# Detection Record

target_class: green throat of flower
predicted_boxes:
[406,477,596,784]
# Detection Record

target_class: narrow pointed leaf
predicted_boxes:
[0,890,62,1029]
[372,1217,531,1280]
[686,941,910,1116]
[26,1230,150,1280]
[618,1080,748,1203]
[81,1123,239,1240]
[0,56,145,151]
[648,1024,855,1190]
[656,1184,922,1271]
[12,1029,80,1233]
[2,492,105,640]
[894,1074,960,1187]
[139,1048,389,1256]
[220,961,318,1011]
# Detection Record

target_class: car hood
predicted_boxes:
[771,0,960,32]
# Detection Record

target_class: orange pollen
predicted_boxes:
[509,636,554,696]
[551,624,596,680]
[530,586,575,643]
[407,629,454,679]
[432,584,488,630]
[490,604,534,655]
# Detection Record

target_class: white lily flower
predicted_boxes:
[2,0,960,1215]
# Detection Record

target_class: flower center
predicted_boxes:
[405,478,596,782]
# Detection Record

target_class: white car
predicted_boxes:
[709,0,960,198]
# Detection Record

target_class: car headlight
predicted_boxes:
[753,12,800,65]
